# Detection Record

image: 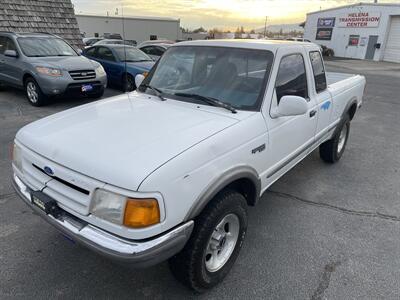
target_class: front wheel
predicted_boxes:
[123,74,136,92]
[169,190,248,292]
[25,77,47,106]
[319,116,350,163]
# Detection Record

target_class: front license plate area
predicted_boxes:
[31,191,60,216]
[81,84,93,92]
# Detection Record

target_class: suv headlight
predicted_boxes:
[12,142,23,172]
[95,65,106,76]
[35,66,63,77]
[91,189,160,228]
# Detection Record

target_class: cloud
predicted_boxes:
[72,0,396,29]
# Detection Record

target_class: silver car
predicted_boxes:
[0,32,107,106]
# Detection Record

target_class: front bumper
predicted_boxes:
[35,73,107,96]
[12,175,193,268]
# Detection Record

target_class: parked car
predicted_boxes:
[12,40,365,291]
[320,45,335,57]
[93,39,133,46]
[83,45,154,91]
[137,39,175,48]
[83,37,103,47]
[0,32,107,106]
[286,37,311,42]
[138,43,171,61]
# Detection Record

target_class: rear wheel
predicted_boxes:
[319,116,350,163]
[169,190,248,292]
[25,77,47,106]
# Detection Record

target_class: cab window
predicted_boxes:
[275,54,308,102]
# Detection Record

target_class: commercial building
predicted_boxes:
[304,2,400,62]
[0,0,83,48]
[76,14,181,44]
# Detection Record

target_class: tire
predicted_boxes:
[319,116,350,163]
[25,77,47,106]
[169,189,248,292]
[123,74,136,92]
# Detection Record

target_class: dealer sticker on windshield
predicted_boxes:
[81,84,93,92]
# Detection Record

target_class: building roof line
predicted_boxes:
[307,2,400,16]
[76,14,179,22]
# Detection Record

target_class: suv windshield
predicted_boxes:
[139,46,274,111]
[114,47,153,62]
[17,37,77,57]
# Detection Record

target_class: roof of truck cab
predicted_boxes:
[173,39,318,51]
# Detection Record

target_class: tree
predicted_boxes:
[193,27,206,33]
[250,29,255,34]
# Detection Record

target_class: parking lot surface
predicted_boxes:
[1,60,400,299]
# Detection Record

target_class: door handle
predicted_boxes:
[309,110,317,118]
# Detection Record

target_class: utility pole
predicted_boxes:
[264,16,268,38]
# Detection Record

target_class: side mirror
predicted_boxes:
[271,95,308,117]
[135,74,145,88]
[4,50,18,58]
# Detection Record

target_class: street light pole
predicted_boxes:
[264,16,268,38]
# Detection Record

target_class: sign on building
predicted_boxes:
[316,28,333,40]
[338,12,381,28]
[317,17,335,28]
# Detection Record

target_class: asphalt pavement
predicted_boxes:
[1,60,400,299]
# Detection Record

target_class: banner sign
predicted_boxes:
[338,12,381,28]
[317,17,336,28]
[316,28,333,41]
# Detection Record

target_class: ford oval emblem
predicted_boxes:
[44,166,54,176]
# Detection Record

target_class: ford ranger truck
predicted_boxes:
[12,40,366,292]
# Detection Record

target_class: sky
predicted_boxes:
[72,0,396,30]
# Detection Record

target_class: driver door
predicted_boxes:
[261,47,318,186]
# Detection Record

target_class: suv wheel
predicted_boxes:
[25,78,47,106]
[169,189,248,292]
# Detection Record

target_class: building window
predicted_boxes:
[94,33,99,37]
[150,35,157,40]
[348,35,360,46]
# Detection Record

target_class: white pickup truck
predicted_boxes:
[12,40,366,291]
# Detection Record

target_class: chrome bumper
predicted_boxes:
[13,175,193,268]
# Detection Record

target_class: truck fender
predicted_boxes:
[332,98,358,137]
[184,165,261,221]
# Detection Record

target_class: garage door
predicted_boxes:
[384,16,400,63]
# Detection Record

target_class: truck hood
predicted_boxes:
[31,56,97,71]
[16,93,239,190]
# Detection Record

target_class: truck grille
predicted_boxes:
[69,70,96,80]
[19,146,101,216]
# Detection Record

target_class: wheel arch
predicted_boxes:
[185,166,261,220]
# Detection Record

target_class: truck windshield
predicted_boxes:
[17,37,77,57]
[138,46,274,111]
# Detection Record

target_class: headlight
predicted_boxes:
[35,66,62,77]
[12,142,23,172]
[91,189,160,228]
[95,65,106,76]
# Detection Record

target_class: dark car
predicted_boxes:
[83,45,154,91]
[138,43,172,61]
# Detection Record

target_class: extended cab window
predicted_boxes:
[309,51,327,93]
[275,54,308,102]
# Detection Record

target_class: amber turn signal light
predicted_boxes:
[123,198,160,228]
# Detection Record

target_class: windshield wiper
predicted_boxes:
[174,93,237,114]
[141,84,166,101]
